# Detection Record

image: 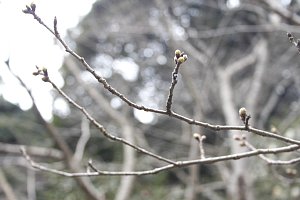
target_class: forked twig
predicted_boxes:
[166,49,188,114]
[245,141,300,165]
[21,142,300,177]
[22,5,300,147]
[21,4,300,178]
[33,66,176,165]
[193,133,206,159]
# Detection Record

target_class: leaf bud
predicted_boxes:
[270,125,278,134]
[193,133,201,142]
[240,141,245,147]
[175,49,181,58]
[42,67,48,77]
[233,135,240,141]
[183,54,188,61]
[42,76,49,82]
[30,2,36,12]
[177,57,185,64]
[239,107,247,122]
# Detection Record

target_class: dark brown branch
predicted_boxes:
[166,62,181,114]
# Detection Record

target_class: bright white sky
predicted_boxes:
[0,0,95,120]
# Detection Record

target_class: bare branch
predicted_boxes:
[0,142,63,160]
[64,56,137,200]
[193,133,206,159]
[73,115,91,162]
[34,69,176,165]
[166,50,188,114]
[24,5,300,152]
[264,0,300,25]
[0,169,17,200]
[5,41,103,200]
[245,141,300,165]
[193,23,300,39]
[27,167,36,200]
[21,5,300,197]
[21,142,300,177]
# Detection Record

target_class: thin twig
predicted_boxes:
[22,6,300,147]
[23,6,167,114]
[166,50,187,114]
[6,39,104,199]
[27,167,36,200]
[166,62,181,114]
[0,169,17,200]
[45,77,176,165]
[73,115,91,162]
[0,142,63,160]
[23,5,300,150]
[245,141,300,165]
[193,133,206,159]
[21,143,300,177]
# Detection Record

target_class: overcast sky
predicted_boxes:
[0,0,95,120]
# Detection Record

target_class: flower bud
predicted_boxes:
[240,141,245,147]
[239,107,247,122]
[183,54,188,61]
[177,57,185,64]
[30,3,36,12]
[193,133,201,141]
[175,49,181,58]
[42,76,49,82]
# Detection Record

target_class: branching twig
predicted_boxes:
[21,142,300,177]
[166,50,188,114]
[33,66,176,165]
[245,141,300,165]
[22,4,300,147]
[21,4,300,181]
[23,4,167,115]
[5,43,103,200]
[193,133,206,159]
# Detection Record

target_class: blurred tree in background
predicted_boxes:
[2,0,300,200]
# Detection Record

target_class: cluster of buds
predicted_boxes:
[22,2,36,14]
[193,133,206,142]
[287,32,300,52]
[233,134,246,146]
[286,168,297,177]
[33,66,49,82]
[174,49,188,65]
